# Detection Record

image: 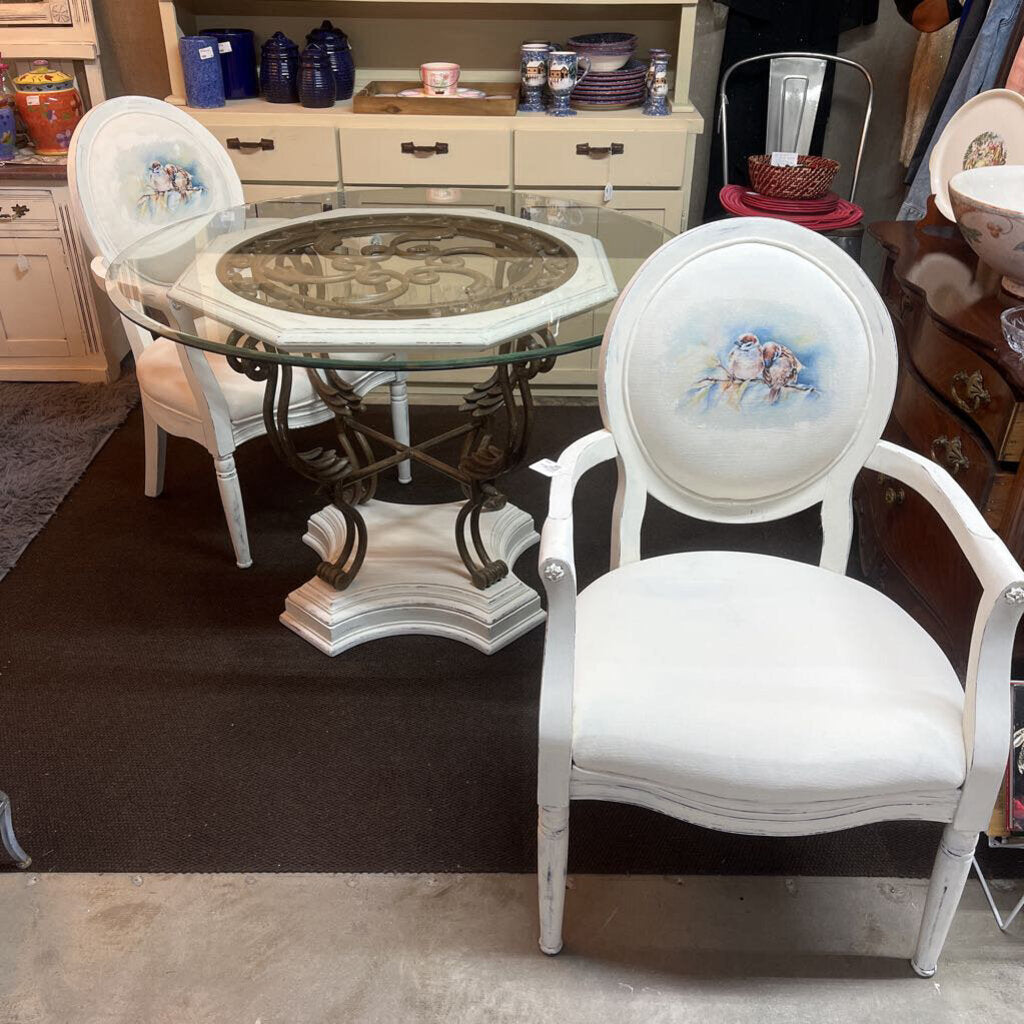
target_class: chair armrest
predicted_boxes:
[865,440,1024,829]
[537,429,617,806]
[90,255,108,289]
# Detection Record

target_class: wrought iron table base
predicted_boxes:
[0,791,31,869]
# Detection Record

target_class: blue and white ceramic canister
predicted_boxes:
[298,44,336,108]
[206,27,258,99]
[260,31,300,103]
[179,35,225,108]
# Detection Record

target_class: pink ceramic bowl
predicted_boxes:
[421,62,460,95]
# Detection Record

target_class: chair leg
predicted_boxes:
[538,805,569,955]
[911,825,977,977]
[143,410,167,498]
[0,792,31,869]
[213,453,252,569]
[389,376,412,484]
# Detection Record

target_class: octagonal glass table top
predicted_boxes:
[106,187,675,371]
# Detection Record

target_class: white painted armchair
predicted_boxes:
[535,218,1024,977]
[68,96,411,568]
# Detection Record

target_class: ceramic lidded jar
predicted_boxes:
[298,43,336,108]
[260,31,300,103]
[13,60,84,156]
[306,19,355,101]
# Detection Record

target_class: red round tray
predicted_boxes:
[719,185,862,232]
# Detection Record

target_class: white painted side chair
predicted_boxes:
[535,217,1024,977]
[68,96,411,568]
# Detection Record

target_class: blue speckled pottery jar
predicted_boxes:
[179,35,225,108]
[259,31,300,103]
[306,20,355,101]
[206,27,258,99]
[298,44,335,108]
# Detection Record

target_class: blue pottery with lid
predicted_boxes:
[259,31,299,103]
[306,19,355,100]
[298,43,336,108]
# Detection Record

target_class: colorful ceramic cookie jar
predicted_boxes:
[13,60,84,156]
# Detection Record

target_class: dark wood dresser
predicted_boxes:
[857,203,1024,677]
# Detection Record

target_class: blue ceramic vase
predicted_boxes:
[298,44,335,108]
[306,20,355,101]
[259,31,300,103]
[206,27,258,99]
[179,35,225,108]
[0,101,15,160]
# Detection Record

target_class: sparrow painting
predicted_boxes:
[138,159,204,216]
[761,341,804,404]
[726,332,765,382]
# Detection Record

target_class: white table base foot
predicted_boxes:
[281,499,545,656]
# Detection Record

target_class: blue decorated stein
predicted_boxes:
[643,52,671,116]
[260,31,300,103]
[519,44,549,113]
[546,51,589,117]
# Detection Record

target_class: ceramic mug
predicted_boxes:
[421,62,460,96]
[519,44,549,112]
[546,51,589,116]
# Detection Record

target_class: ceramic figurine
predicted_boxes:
[643,51,671,116]
[299,44,336,108]
[13,61,84,155]
[260,32,300,103]
[546,51,589,117]
[306,20,355,101]
[519,44,549,112]
[206,27,259,99]
[178,35,226,109]
[0,97,14,160]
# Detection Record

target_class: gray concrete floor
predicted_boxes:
[1,872,1022,1023]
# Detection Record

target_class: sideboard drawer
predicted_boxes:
[907,319,1019,460]
[340,127,511,186]
[208,123,340,183]
[0,189,58,231]
[514,129,686,188]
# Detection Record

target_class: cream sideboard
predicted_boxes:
[159,0,703,394]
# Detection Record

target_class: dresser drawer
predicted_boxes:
[340,127,510,186]
[207,123,340,183]
[0,189,58,231]
[514,129,686,188]
[893,356,997,508]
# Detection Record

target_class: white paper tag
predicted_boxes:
[603,182,614,202]
[770,151,799,167]
[531,458,562,477]
[198,46,215,60]
[218,40,232,53]
[26,95,40,106]
[16,254,29,272]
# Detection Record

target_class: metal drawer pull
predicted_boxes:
[0,204,29,221]
[401,142,449,156]
[930,435,970,475]
[950,369,991,413]
[226,137,275,151]
[883,485,905,506]
[576,142,624,157]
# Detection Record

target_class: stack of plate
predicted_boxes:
[571,58,647,111]
[719,185,863,231]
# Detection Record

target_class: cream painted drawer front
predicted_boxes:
[0,189,58,231]
[514,129,687,188]
[241,183,339,203]
[208,123,340,183]
[340,127,511,186]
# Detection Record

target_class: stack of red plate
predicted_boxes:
[719,185,863,231]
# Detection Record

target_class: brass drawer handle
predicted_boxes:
[930,435,970,475]
[951,370,991,413]
[401,142,449,156]
[876,473,905,507]
[226,137,275,151]
[0,203,29,221]
[576,142,624,158]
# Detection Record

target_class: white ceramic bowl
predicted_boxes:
[949,164,1024,298]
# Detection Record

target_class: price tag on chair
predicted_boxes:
[531,458,562,477]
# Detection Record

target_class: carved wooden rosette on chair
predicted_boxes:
[534,217,1024,976]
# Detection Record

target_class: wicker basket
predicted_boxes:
[747,155,840,200]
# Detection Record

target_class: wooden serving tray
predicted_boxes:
[352,81,519,116]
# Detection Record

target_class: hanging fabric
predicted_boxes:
[900,22,959,164]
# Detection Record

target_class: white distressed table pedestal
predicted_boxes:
[281,499,544,656]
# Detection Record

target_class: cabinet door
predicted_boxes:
[0,237,86,360]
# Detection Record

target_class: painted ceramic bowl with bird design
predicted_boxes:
[949,165,1024,298]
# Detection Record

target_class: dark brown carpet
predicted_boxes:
[0,403,1015,875]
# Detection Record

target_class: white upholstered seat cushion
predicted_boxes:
[572,551,966,804]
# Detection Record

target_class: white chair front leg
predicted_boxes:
[912,825,977,977]
[143,409,167,498]
[538,805,569,955]
[213,453,252,569]
[389,374,412,484]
